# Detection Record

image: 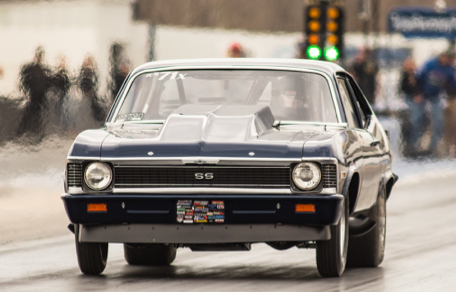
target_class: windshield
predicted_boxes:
[114,70,338,123]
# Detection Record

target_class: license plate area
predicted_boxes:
[176,200,225,224]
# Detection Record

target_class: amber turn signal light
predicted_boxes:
[87,203,107,212]
[295,204,316,213]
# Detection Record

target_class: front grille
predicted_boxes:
[114,166,290,189]
[322,164,337,188]
[67,163,82,187]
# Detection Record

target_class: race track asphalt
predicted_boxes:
[1,168,456,291]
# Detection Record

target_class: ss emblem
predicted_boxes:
[195,173,214,180]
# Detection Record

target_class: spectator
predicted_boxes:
[17,46,52,138]
[227,42,245,58]
[78,55,105,124]
[113,59,130,100]
[109,43,129,102]
[350,48,378,105]
[296,39,306,59]
[444,58,456,155]
[417,50,456,155]
[399,57,422,154]
[50,55,71,129]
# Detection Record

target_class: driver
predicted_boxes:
[271,76,305,120]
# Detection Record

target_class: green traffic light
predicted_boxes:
[307,45,322,59]
[324,47,339,61]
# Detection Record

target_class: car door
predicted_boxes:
[343,75,384,211]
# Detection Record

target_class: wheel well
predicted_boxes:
[348,173,360,214]
[385,177,395,199]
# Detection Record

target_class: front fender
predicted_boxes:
[382,170,398,200]
[342,163,361,215]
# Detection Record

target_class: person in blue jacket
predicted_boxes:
[416,51,456,154]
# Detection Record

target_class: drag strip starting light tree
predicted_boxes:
[304,1,344,61]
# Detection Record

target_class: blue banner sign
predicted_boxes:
[389,7,456,38]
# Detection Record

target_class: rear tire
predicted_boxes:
[124,244,177,266]
[74,225,108,275]
[316,196,349,277]
[347,187,387,267]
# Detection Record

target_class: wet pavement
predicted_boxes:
[0,165,455,291]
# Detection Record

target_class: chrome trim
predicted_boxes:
[182,159,219,165]
[67,188,114,195]
[67,157,100,161]
[109,65,344,124]
[67,156,337,163]
[68,156,337,165]
[99,156,303,162]
[67,157,338,193]
[68,187,83,194]
[112,187,293,194]
[115,165,289,169]
[79,223,331,244]
[106,120,164,126]
[277,121,348,128]
[302,157,338,163]
[116,184,289,187]
[320,188,337,194]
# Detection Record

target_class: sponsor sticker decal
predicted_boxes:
[194,201,208,206]
[176,200,225,223]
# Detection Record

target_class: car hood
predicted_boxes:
[69,105,343,160]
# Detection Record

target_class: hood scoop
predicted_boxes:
[100,104,305,159]
[160,105,275,142]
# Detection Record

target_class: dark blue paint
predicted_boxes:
[62,194,343,226]
[69,129,110,158]
[101,139,303,159]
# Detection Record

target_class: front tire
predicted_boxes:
[347,188,387,267]
[74,225,108,275]
[124,244,177,266]
[316,196,349,277]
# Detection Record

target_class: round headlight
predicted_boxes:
[84,162,112,191]
[292,162,321,191]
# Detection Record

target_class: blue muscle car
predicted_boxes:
[62,58,398,277]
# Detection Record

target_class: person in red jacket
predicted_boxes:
[227,42,245,58]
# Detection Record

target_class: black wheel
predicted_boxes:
[347,187,387,267]
[74,225,108,275]
[316,196,349,277]
[124,244,177,266]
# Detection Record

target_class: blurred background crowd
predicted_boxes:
[1,0,456,160]
[2,43,130,143]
